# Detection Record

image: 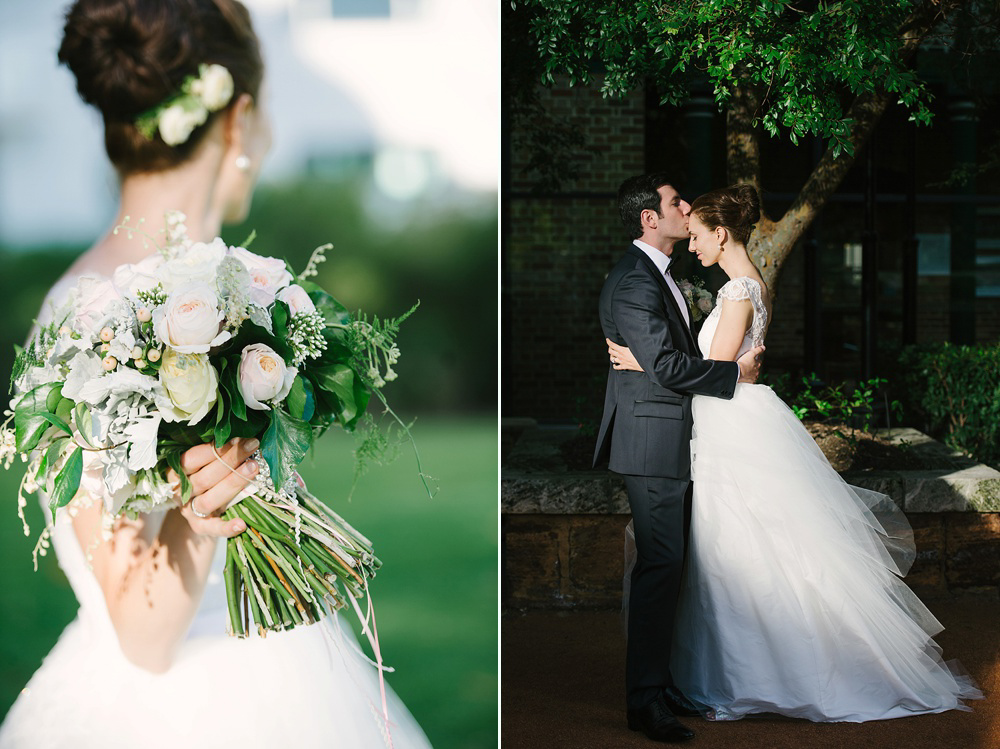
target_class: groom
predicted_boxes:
[594,173,763,743]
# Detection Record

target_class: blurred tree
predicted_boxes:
[0,177,497,415]
[511,0,999,290]
[224,177,497,413]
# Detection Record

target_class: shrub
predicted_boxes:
[898,343,1000,467]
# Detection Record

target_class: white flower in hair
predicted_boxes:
[136,64,235,146]
[191,64,234,110]
[157,103,208,147]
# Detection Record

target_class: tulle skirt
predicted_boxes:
[629,383,981,722]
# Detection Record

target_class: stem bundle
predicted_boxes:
[221,485,380,637]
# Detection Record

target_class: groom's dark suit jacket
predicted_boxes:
[594,245,737,478]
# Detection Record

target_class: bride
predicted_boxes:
[607,184,981,722]
[0,1,431,747]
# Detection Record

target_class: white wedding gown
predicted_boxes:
[643,276,980,722]
[0,279,433,749]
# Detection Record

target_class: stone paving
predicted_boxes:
[502,600,1000,749]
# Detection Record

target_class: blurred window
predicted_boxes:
[331,0,390,16]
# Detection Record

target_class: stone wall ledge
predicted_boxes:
[502,423,1000,514]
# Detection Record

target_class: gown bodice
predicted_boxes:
[696,276,768,358]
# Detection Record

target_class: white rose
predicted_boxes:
[158,237,227,291]
[74,276,123,335]
[193,64,234,110]
[230,246,294,307]
[276,284,316,316]
[159,349,219,425]
[157,103,207,146]
[238,343,297,411]
[113,253,164,296]
[153,282,231,354]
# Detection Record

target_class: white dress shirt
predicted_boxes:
[633,239,690,327]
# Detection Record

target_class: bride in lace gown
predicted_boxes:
[609,184,981,723]
[0,2,431,747]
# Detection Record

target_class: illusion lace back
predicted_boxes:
[667,275,982,721]
[0,279,433,749]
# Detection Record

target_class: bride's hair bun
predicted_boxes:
[58,0,263,174]
[690,184,761,245]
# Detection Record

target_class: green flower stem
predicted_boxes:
[224,542,244,638]
[238,534,290,609]
[233,541,266,635]
[373,391,435,499]
[302,490,373,546]
[247,535,305,614]
[236,497,289,536]
[253,500,340,545]
[215,490,381,634]
[301,536,364,585]
[268,587,291,630]
[297,538,341,580]
[254,532,318,618]
[228,502,292,544]
[239,541,278,631]
[246,525,310,594]
[303,567,341,609]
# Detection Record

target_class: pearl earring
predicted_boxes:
[235,154,251,172]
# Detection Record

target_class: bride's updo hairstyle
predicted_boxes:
[690,184,761,246]
[58,0,263,174]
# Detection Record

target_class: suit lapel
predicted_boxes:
[626,246,698,352]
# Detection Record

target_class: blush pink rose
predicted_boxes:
[238,343,297,411]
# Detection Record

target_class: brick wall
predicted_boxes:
[506,79,646,419]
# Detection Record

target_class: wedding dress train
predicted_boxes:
[634,276,981,722]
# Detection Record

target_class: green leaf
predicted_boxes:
[49,446,83,522]
[260,407,313,491]
[286,375,316,422]
[220,358,247,421]
[301,284,351,326]
[14,382,63,452]
[165,448,193,502]
[213,390,232,448]
[312,364,359,425]
[74,402,97,448]
[37,412,73,438]
[45,438,68,478]
[271,301,289,339]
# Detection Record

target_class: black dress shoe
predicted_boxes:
[661,687,703,718]
[627,694,695,743]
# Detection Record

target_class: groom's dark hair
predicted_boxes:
[618,173,676,239]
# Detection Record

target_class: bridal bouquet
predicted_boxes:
[2,212,418,638]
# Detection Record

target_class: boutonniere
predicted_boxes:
[675,277,714,322]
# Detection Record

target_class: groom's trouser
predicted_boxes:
[622,474,692,711]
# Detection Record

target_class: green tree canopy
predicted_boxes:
[513,0,992,288]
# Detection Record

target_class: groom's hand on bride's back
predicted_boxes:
[737,345,765,383]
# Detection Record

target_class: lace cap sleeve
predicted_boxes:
[716,276,768,347]
[717,276,755,302]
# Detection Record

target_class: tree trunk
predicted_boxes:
[726,81,763,204]
[734,0,956,292]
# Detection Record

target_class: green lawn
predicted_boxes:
[0,415,498,749]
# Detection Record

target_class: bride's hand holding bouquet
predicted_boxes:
[3,212,419,639]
